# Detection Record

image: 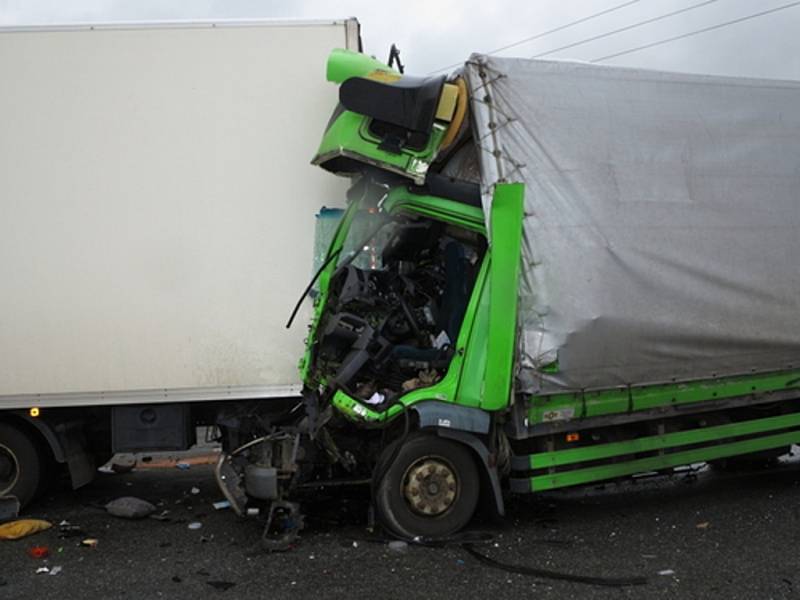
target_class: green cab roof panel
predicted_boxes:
[312,49,451,185]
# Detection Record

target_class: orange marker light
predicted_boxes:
[565,432,580,443]
[29,407,40,418]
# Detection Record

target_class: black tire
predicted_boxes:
[375,432,479,539]
[0,422,45,507]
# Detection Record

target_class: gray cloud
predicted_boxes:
[1,0,799,80]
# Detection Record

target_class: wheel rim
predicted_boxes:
[402,455,459,516]
[0,443,20,496]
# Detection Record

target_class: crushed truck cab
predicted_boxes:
[218,48,800,543]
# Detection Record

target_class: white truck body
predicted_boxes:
[0,19,358,408]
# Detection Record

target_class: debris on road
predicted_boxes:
[49,566,62,576]
[26,546,50,559]
[0,496,20,522]
[98,457,136,475]
[106,496,156,519]
[81,538,99,548]
[35,567,50,575]
[388,540,408,553]
[0,519,52,540]
[58,521,86,539]
[190,487,200,495]
[696,522,710,529]
[213,500,231,510]
[176,462,191,471]
[658,569,676,576]
[188,522,203,530]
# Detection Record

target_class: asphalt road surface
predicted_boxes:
[3,455,800,599]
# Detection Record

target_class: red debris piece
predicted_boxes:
[27,546,50,559]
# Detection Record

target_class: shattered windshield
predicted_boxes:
[314,208,486,407]
[337,210,397,272]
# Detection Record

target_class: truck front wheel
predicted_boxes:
[0,423,45,507]
[375,432,479,539]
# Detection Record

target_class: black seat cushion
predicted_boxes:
[339,75,446,135]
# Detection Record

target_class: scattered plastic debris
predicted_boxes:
[81,538,99,548]
[0,496,20,522]
[246,507,260,517]
[58,522,86,539]
[150,510,171,521]
[36,567,50,575]
[213,500,231,510]
[0,519,52,540]
[49,566,62,576]
[176,463,191,471]
[27,546,50,559]
[658,569,676,576]
[106,496,156,519]
[188,522,203,530]
[365,392,385,405]
[696,522,710,529]
[433,330,451,349]
[190,487,200,495]
[388,540,408,553]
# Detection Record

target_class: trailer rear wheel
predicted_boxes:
[375,433,479,539]
[0,423,45,507]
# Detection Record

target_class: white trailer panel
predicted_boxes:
[0,19,357,406]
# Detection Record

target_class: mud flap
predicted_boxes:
[214,453,248,517]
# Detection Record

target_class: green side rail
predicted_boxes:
[511,411,800,492]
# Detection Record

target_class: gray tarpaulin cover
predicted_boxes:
[463,55,800,394]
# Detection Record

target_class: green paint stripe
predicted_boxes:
[526,429,800,492]
[528,370,800,424]
[528,412,800,469]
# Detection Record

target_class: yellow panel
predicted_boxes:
[435,83,459,122]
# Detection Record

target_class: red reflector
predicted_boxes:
[566,433,580,443]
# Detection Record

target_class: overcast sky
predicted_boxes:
[1,0,799,80]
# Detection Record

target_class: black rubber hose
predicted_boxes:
[462,543,648,587]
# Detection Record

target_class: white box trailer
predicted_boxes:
[0,18,359,505]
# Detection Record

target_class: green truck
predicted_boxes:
[217,49,800,543]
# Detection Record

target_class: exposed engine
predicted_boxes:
[313,214,486,407]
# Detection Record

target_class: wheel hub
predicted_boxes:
[402,457,458,516]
